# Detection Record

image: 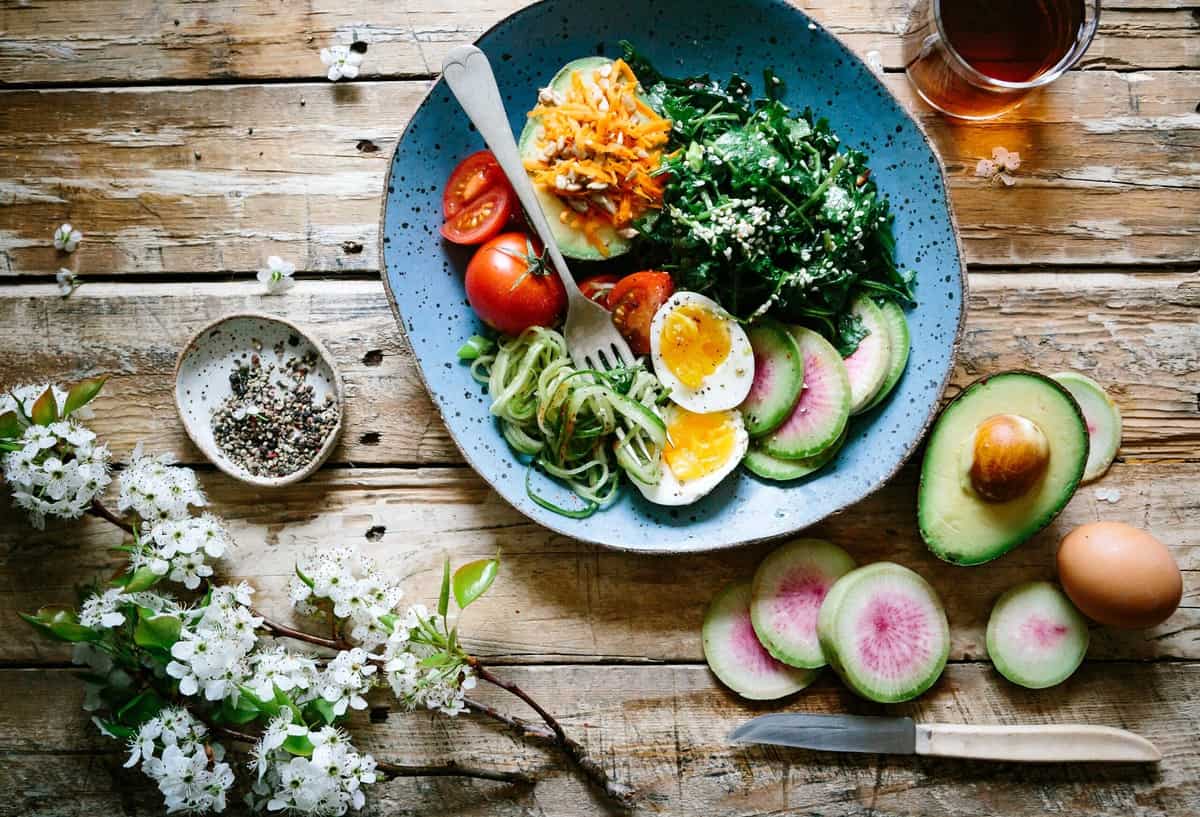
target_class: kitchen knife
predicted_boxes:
[729,713,1161,763]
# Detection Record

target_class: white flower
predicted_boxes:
[320,45,363,82]
[134,513,233,589]
[79,587,132,629]
[257,255,296,294]
[2,419,111,528]
[381,608,472,717]
[53,222,82,252]
[976,146,1021,187]
[255,727,376,814]
[318,648,377,716]
[56,268,80,297]
[118,443,206,523]
[251,714,309,781]
[289,546,404,648]
[142,742,234,814]
[245,646,320,704]
[167,585,262,699]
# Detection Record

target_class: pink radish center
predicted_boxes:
[776,354,825,430]
[747,351,773,403]
[855,593,931,680]
[770,570,828,637]
[844,331,882,380]
[1020,615,1069,649]
[731,612,788,675]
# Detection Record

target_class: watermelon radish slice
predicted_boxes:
[843,295,893,416]
[860,301,911,413]
[743,429,845,482]
[986,580,1089,689]
[759,327,851,460]
[702,581,819,700]
[740,320,804,437]
[816,562,950,703]
[750,539,857,668]
[1050,372,1122,482]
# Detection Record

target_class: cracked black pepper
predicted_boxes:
[211,340,339,478]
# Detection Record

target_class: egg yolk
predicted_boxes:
[659,303,731,389]
[664,408,737,482]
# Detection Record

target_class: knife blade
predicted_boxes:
[729,714,1162,763]
[729,713,916,755]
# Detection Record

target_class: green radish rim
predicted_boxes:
[760,327,851,460]
[986,580,1089,690]
[517,57,633,261]
[740,320,805,437]
[750,539,857,668]
[817,562,949,703]
[843,295,893,416]
[743,429,846,482]
[860,300,911,414]
[702,581,819,700]
[1050,372,1121,483]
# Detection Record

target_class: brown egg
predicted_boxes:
[1057,522,1182,629]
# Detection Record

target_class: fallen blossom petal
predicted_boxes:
[975,158,997,177]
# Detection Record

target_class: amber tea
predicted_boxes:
[903,0,1099,119]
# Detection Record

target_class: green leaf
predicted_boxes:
[237,685,281,719]
[273,684,304,724]
[378,612,398,633]
[121,566,162,593]
[30,387,58,426]
[19,607,100,643]
[0,440,22,453]
[453,557,499,610]
[93,718,136,740]
[456,334,495,361]
[294,563,315,589]
[63,375,108,416]
[217,694,262,726]
[116,689,166,726]
[133,607,182,651]
[282,733,315,757]
[0,411,21,439]
[309,698,337,726]
[437,557,451,618]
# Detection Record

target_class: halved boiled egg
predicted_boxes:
[650,291,754,413]
[634,405,749,506]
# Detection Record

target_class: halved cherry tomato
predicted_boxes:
[608,271,675,356]
[443,151,508,218]
[465,232,566,335]
[578,273,621,308]
[440,186,513,245]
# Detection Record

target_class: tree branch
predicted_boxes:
[89,499,134,534]
[470,661,636,808]
[255,613,349,651]
[466,697,554,742]
[376,760,535,785]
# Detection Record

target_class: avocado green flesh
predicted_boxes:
[919,372,1088,566]
[518,56,631,261]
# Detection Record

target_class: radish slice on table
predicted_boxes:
[750,539,857,668]
[702,581,819,700]
[817,562,950,703]
[986,580,1089,689]
[1050,372,1122,483]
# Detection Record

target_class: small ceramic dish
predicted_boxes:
[174,313,344,487]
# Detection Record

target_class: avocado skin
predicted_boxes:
[918,370,1088,566]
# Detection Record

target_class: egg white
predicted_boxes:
[650,291,755,413]
[634,406,749,506]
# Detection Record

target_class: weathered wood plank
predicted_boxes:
[1,73,1197,275]
[3,458,1196,665]
[0,272,1194,467]
[3,664,1199,817]
[0,1,1194,85]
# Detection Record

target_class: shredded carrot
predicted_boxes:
[524,58,671,254]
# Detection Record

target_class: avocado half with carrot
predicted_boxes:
[918,371,1088,566]
[518,57,669,261]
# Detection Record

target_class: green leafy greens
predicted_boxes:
[623,43,916,354]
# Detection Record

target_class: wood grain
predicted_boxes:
[0,1,1194,85]
[1,73,1197,275]
[2,663,1198,817]
[3,458,1196,665]
[0,272,1194,467]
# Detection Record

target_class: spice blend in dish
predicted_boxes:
[210,343,340,478]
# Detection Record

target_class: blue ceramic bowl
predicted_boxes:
[380,0,965,553]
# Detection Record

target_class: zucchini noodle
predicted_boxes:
[465,327,667,517]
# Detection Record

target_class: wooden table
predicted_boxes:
[0,2,1197,815]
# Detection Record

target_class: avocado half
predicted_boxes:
[517,56,634,261]
[918,371,1088,566]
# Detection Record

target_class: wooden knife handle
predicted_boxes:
[915,723,1161,763]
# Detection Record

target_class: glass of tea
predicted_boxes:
[903,0,1101,120]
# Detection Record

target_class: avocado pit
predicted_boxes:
[967,413,1049,502]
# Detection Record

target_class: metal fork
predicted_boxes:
[441,45,637,373]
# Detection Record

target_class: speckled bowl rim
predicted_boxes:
[173,312,346,488]
[377,0,968,554]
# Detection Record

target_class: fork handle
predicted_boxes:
[441,45,584,307]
